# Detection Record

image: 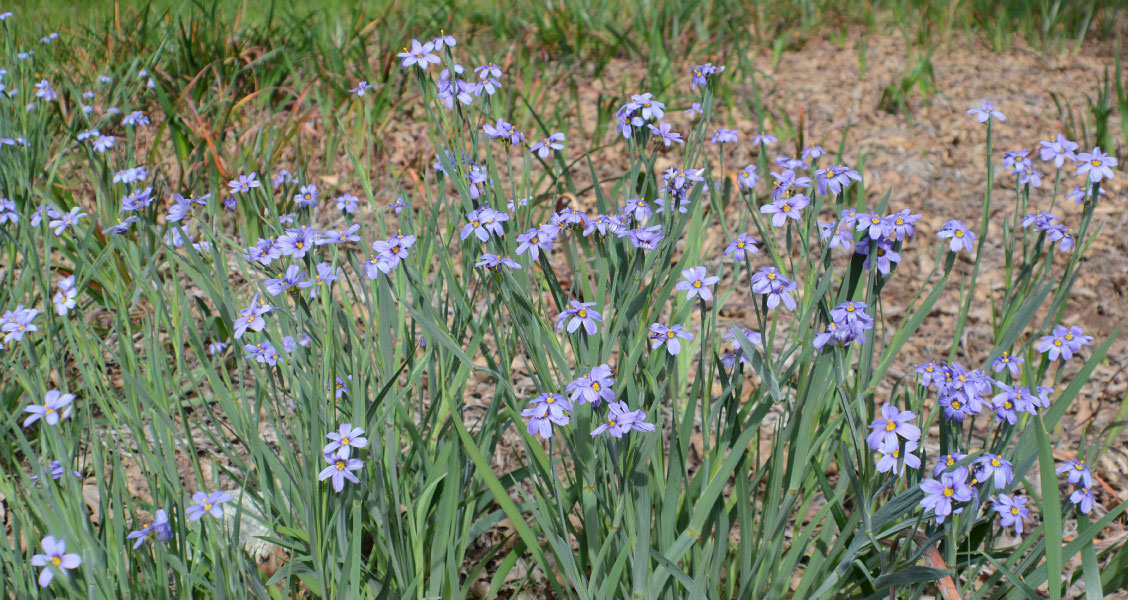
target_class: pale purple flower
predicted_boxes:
[866,404,920,450]
[648,121,684,147]
[676,266,720,302]
[319,453,363,492]
[760,194,809,227]
[556,300,602,335]
[937,219,975,253]
[975,453,1014,490]
[800,145,825,160]
[530,133,565,158]
[1070,486,1095,513]
[515,226,556,260]
[992,494,1030,535]
[233,295,274,339]
[737,165,759,190]
[92,135,115,152]
[432,30,458,49]
[724,232,758,260]
[710,128,738,145]
[991,352,1023,376]
[649,323,694,356]
[122,111,150,126]
[298,263,340,298]
[349,81,375,96]
[397,39,441,70]
[1075,146,1117,182]
[875,438,921,475]
[591,401,656,438]
[919,466,974,523]
[1057,459,1093,489]
[752,131,777,146]
[126,510,172,549]
[476,253,521,270]
[688,63,724,90]
[294,184,319,208]
[228,172,260,195]
[1039,134,1078,168]
[31,536,81,588]
[324,423,368,459]
[186,490,233,521]
[968,101,1005,123]
[483,119,525,145]
[23,390,75,428]
[684,102,703,118]
[277,226,317,258]
[521,392,571,438]
[932,453,968,477]
[49,207,87,236]
[889,209,921,240]
[750,267,798,311]
[566,364,615,406]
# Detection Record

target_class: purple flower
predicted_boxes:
[566,364,615,406]
[113,166,148,184]
[815,301,874,349]
[649,323,694,356]
[461,207,508,242]
[521,392,572,438]
[919,466,974,523]
[246,238,283,265]
[889,209,921,240]
[556,300,602,335]
[856,213,893,240]
[1045,224,1075,253]
[391,196,408,213]
[856,237,901,276]
[324,423,368,459]
[648,122,683,147]
[244,341,282,365]
[750,267,798,311]
[875,438,921,475]
[330,375,350,398]
[819,221,856,250]
[515,226,556,260]
[975,453,1014,490]
[53,278,77,315]
[621,198,652,223]
[1004,149,1031,173]
[49,207,87,236]
[120,187,154,212]
[265,264,306,296]
[1018,167,1042,188]
[990,384,1036,424]
[1022,210,1058,230]
[625,225,665,251]
[397,39,441,70]
[616,113,644,139]
[626,92,665,120]
[937,219,975,253]
[685,102,703,118]
[92,135,115,152]
[335,194,359,213]
[1068,183,1104,204]
[1057,459,1093,489]
[2,306,39,343]
[349,81,375,96]
[368,235,413,276]
[298,263,340,298]
[31,536,82,588]
[0,198,17,225]
[531,133,565,158]
[676,266,720,302]
[760,193,809,227]
[737,165,759,190]
[991,351,1023,376]
[233,295,274,339]
[294,184,319,208]
[1037,324,1092,362]
[801,145,825,160]
[775,156,809,171]
[752,132,777,146]
[433,30,458,49]
[724,232,758,260]
[932,453,968,477]
[1075,146,1117,182]
[582,214,625,237]
[689,63,724,90]
[1039,134,1078,168]
[814,164,862,195]
[591,401,656,438]
[1069,486,1095,514]
[123,110,150,126]
[186,490,233,521]
[319,453,364,492]
[126,509,173,549]
[992,494,1030,535]
[23,390,75,428]
[866,404,921,450]
[483,119,525,145]
[968,101,1005,123]
[227,172,261,195]
[476,253,521,270]
[710,128,739,145]
[277,226,318,258]
[317,224,362,246]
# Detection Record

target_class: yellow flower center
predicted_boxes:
[666,331,676,338]
[1092,159,1102,166]
[693,281,702,288]
[1004,401,1013,409]
[991,458,1001,467]
[884,421,896,432]
[52,557,61,567]
[341,437,349,445]
[592,382,601,391]
[943,488,954,497]
[951,400,961,409]
[203,502,213,511]
[1010,507,1020,515]
[955,231,964,237]
[578,308,587,318]
[336,461,345,471]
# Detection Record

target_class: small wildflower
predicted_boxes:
[521,392,572,438]
[1057,459,1093,489]
[566,364,615,406]
[866,404,921,450]
[31,536,81,588]
[23,390,75,428]
[992,495,1030,535]
[968,101,1005,123]
[676,266,720,302]
[556,301,602,335]
[919,466,974,523]
[591,401,656,437]
[324,424,368,459]
[126,510,173,549]
[937,219,975,253]
[649,323,694,356]
[319,453,364,492]
[186,490,233,521]
[1075,147,1117,183]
